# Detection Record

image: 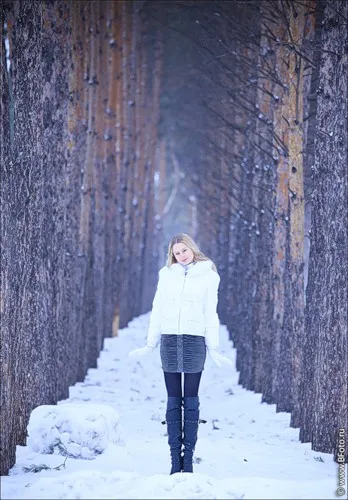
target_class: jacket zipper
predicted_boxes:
[177,271,187,334]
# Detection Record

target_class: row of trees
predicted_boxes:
[0,0,162,475]
[150,0,347,462]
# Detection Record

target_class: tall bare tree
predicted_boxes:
[300,0,348,461]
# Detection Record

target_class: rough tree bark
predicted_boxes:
[1,0,72,474]
[300,0,348,461]
[0,0,14,477]
[252,0,276,400]
[270,0,292,411]
[287,0,313,429]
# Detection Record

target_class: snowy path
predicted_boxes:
[2,313,338,499]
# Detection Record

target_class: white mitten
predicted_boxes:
[208,349,233,368]
[128,345,154,358]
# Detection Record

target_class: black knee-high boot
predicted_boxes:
[166,396,183,474]
[182,396,199,473]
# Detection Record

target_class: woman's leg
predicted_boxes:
[183,372,202,397]
[163,372,183,474]
[182,372,202,473]
[164,371,182,397]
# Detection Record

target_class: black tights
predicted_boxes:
[164,371,202,398]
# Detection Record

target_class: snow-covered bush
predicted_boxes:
[27,403,122,460]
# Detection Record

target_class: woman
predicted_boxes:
[129,233,232,474]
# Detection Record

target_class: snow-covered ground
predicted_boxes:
[2,313,339,499]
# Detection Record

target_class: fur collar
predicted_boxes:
[168,260,213,277]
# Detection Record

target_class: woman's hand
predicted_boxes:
[208,348,233,368]
[128,345,154,358]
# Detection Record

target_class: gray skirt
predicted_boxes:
[160,334,206,373]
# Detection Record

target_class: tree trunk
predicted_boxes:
[252,0,276,401]
[288,0,312,429]
[271,0,292,412]
[301,0,347,461]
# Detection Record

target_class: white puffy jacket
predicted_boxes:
[146,260,221,350]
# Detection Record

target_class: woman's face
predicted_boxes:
[172,242,194,265]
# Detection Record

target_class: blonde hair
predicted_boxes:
[166,233,217,271]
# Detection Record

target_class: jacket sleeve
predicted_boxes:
[203,271,221,350]
[146,267,165,348]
